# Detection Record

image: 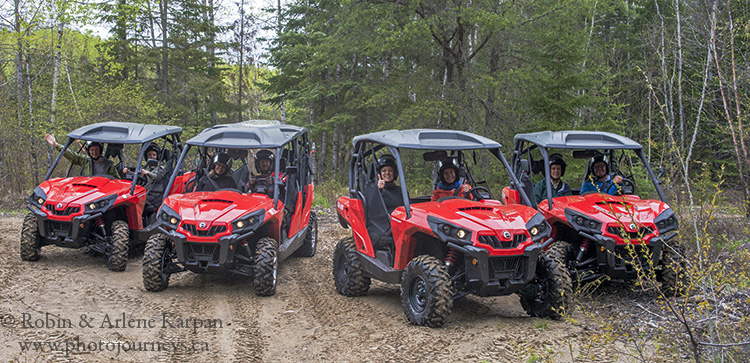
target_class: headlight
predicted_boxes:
[565,209,602,234]
[158,204,181,228]
[654,208,679,234]
[29,187,47,208]
[427,216,472,244]
[230,209,265,234]
[84,195,117,213]
[525,213,550,243]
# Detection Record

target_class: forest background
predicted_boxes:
[1,0,749,209]
[3,0,750,360]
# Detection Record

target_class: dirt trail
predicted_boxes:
[0,212,649,362]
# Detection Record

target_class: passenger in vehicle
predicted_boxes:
[122,143,166,190]
[581,154,623,195]
[534,153,572,202]
[44,134,119,178]
[376,155,404,213]
[431,158,471,201]
[196,153,236,191]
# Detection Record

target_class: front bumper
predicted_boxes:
[29,206,99,248]
[162,226,255,274]
[580,230,678,279]
[452,242,542,297]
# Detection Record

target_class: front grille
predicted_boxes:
[606,226,654,241]
[184,242,221,263]
[488,257,525,280]
[182,223,227,237]
[46,221,72,237]
[477,234,527,249]
[613,245,652,269]
[45,204,80,216]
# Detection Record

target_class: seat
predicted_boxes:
[517,159,536,206]
[361,164,394,250]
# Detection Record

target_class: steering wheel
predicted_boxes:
[464,186,492,201]
[135,174,148,187]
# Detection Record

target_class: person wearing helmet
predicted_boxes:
[122,143,166,190]
[533,153,572,202]
[196,153,237,192]
[376,154,404,213]
[248,149,281,196]
[431,158,471,201]
[44,134,119,178]
[580,154,623,195]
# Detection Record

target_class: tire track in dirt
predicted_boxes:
[0,213,679,363]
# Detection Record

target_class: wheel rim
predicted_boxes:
[408,275,428,313]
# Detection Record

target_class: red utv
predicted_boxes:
[142,121,316,295]
[333,129,571,327]
[507,131,685,295]
[20,122,183,271]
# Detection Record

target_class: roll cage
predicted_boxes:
[511,131,667,209]
[164,121,312,210]
[45,122,183,195]
[349,129,533,219]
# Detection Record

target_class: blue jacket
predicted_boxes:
[581,174,622,195]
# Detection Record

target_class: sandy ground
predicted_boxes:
[0,212,675,363]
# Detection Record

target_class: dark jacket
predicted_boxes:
[196,171,237,192]
[534,179,572,202]
[56,144,119,178]
[381,182,404,214]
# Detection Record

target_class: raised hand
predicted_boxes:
[44,134,58,147]
[377,173,385,189]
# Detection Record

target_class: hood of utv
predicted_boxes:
[163,191,275,235]
[39,176,137,212]
[545,194,671,235]
[409,198,539,254]
[550,194,669,222]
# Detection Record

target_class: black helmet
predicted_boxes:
[86,141,103,155]
[377,154,398,179]
[590,154,608,174]
[213,153,230,167]
[438,158,459,184]
[145,143,161,158]
[548,153,566,177]
[255,149,274,172]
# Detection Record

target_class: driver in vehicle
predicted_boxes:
[376,155,404,213]
[196,153,236,191]
[248,149,280,197]
[580,154,623,195]
[534,153,572,202]
[44,134,119,179]
[431,158,471,201]
[122,143,166,190]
